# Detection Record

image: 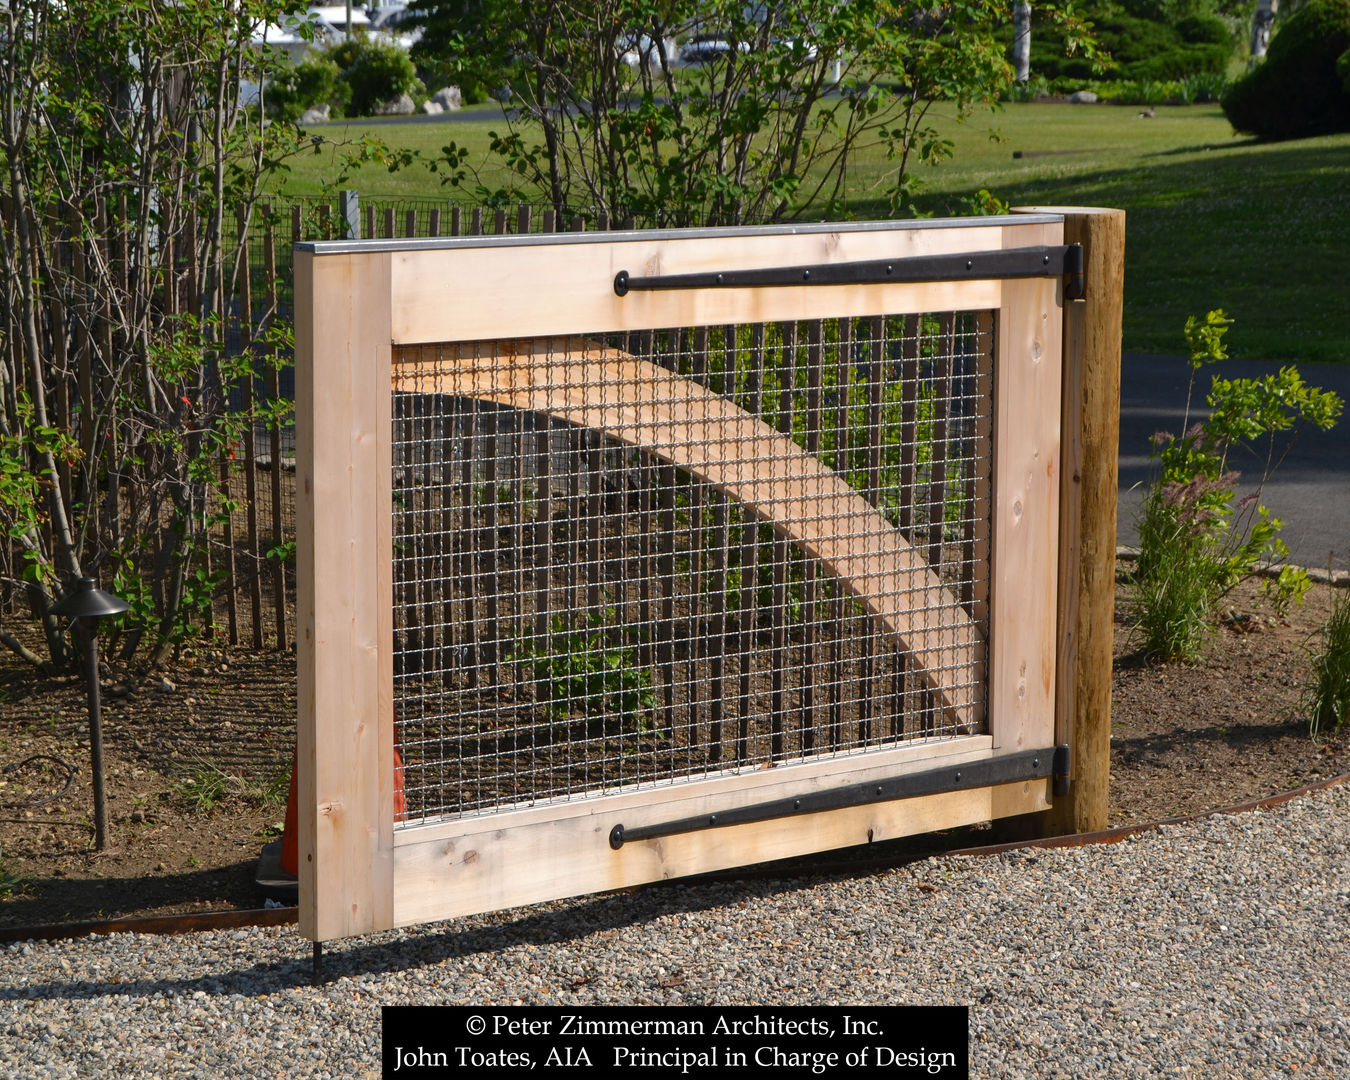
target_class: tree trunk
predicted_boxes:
[1013,2,1032,83]
[1251,0,1278,61]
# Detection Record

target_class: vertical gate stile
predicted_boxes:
[296,250,395,941]
[990,222,1064,754]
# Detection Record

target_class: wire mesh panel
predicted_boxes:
[390,313,993,826]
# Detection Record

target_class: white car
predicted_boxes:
[250,20,311,63]
[367,4,423,48]
[679,35,751,64]
[252,7,370,57]
[307,5,373,42]
[618,34,675,71]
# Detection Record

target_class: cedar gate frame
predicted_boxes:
[294,211,1124,943]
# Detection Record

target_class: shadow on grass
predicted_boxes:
[991,138,1350,204]
[1142,137,1263,158]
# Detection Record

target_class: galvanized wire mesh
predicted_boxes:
[390,313,993,825]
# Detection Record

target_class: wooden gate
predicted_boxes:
[294,217,1077,942]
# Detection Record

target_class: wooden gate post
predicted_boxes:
[1016,206,1125,834]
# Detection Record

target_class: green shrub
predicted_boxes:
[1176,70,1231,103]
[267,37,426,121]
[1033,13,1233,82]
[1105,78,1175,105]
[267,56,349,122]
[1174,13,1232,45]
[414,54,490,105]
[334,37,424,116]
[1073,71,1228,104]
[1302,584,1350,737]
[1222,0,1350,138]
[1130,311,1343,662]
[1117,0,1240,22]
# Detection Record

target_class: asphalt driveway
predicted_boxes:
[1117,353,1350,570]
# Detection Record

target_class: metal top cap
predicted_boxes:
[51,577,130,619]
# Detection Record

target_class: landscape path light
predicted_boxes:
[51,577,129,852]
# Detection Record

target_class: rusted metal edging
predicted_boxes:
[3,770,1344,946]
[0,903,297,945]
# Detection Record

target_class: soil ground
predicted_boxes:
[1,575,1345,930]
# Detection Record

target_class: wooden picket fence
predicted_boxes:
[206,195,644,652]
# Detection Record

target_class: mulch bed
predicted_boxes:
[1,575,1344,930]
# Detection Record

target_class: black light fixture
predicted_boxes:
[51,577,129,851]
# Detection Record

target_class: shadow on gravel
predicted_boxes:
[3,844,957,1000]
[1,875,796,999]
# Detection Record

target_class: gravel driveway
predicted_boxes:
[2,784,1347,1079]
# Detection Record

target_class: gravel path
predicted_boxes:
[2,784,1347,1079]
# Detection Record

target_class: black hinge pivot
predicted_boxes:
[1063,242,1085,301]
[609,745,1071,850]
[1053,743,1072,798]
[614,245,1085,300]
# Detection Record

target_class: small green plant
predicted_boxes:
[1303,584,1350,737]
[187,763,291,812]
[957,188,1012,217]
[0,852,27,898]
[1131,311,1343,661]
[258,766,291,809]
[175,760,238,813]
[517,611,657,736]
[1003,75,1051,103]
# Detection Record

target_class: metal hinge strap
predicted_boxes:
[613,244,1085,300]
[609,744,1071,849]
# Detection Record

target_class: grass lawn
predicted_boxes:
[279,102,1350,363]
